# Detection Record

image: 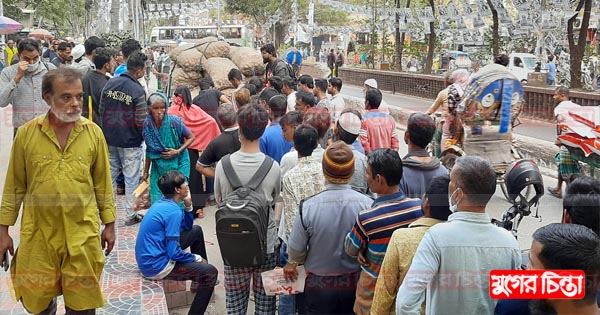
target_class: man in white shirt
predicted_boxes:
[328,77,345,124]
[282,77,297,112]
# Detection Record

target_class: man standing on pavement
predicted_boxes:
[214,103,281,315]
[547,86,583,198]
[193,77,232,130]
[281,77,297,112]
[314,78,331,109]
[99,51,148,226]
[363,78,390,114]
[327,48,335,77]
[345,149,423,315]
[371,175,451,315]
[335,110,368,192]
[113,39,148,95]
[50,42,72,68]
[334,48,344,77]
[3,40,17,66]
[0,38,56,136]
[327,77,345,124]
[359,89,399,155]
[284,141,373,314]
[42,40,59,62]
[82,47,115,125]
[399,113,448,198]
[278,124,326,314]
[546,55,557,86]
[73,36,105,75]
[0,67,116,314]
[261,43,291,82]
[395,156,521,315]
[260,95,293,163]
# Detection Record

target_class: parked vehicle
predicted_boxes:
[508,53,538,83]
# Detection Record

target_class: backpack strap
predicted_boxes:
[246,156,274,191]
[299,199,307,232]
[222,154,243,190]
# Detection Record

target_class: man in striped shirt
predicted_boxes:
[344,148,423,315]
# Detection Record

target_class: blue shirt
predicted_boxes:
[396,211,521,315]
[259,121,293,163]
[135,198,195,278]
[114,63,127,76]
[288,184,373,276]
[547,62,556,81]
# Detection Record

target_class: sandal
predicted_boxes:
[547,187,562,199]
[195,209,205,219]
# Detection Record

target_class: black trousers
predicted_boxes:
[187,148,208,211]
[301,271,359,315]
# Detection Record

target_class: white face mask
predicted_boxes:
[27,60,40,73]
[448,187,462,213]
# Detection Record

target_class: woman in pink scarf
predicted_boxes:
[442,69,471,152]
[169,86,221,218]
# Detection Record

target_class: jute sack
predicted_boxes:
[196,40,230,58]
[172,66,201,89]
[176,49,207,72]
[203,57,238,90]
[229,47,265,77]
[169,44,196,63]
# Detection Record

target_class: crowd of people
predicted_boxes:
[0,36,599,315]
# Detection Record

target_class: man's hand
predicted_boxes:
[101,223,115,256]
[357,245,369,267]
[283,262,299,282]
[160,148,179,160]
[0,226,15,266]
[14,61,28,84]
[183,190,192,209]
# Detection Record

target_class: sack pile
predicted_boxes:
[170,37,265,90]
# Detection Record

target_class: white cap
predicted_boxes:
[364,78,378,89]
[71,44,85,60]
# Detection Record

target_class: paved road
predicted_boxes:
[341,84,558,143]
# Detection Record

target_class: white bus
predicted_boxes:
[150,25,249,46]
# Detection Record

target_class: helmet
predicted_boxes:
[504,159,544,207]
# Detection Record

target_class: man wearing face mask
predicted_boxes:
[99,51,148,226]
[0,38,56,136]
[0,66,116,314]
[395,156,521,315]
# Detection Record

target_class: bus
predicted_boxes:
[150,25,249,47]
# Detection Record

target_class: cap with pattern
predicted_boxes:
[322,141,355,184]
[364,78,378,89]
[337,112,361,135]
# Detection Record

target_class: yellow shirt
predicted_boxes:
[371,218,443,315]
[0,114,116,313]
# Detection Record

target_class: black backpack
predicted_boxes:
[215,154,274,267]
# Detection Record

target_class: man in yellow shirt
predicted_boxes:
[3,40,18,66]
[0,67,116,314]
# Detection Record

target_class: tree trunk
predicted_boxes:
[486,0,499,57]
[567,0,591,89]
[424,0,435,74]
[395,0,410,71]
[110,0,120,32]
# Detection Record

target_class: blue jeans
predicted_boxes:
[278,241,296,315]
[108,145,142,220]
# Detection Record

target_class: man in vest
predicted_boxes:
[3,40,18,67]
